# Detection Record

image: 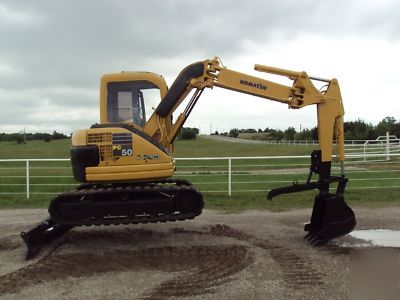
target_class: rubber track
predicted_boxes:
[49,178,204,227]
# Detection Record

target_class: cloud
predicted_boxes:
[0,2,40,26]
[0,0,399,134]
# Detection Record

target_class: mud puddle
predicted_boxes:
[349,229,400,247]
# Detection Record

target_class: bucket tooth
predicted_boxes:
[304,233,327,246]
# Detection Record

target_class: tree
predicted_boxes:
[294,128,315,141]
[43,134,52,142]
[392,122,400,137]
[344,119,376,140]
[284,127,296,140]
[229,128,239,138]
[52,131,68,140]
[241,128,256,133]
[179,127,198,140]
[264,128,284,140]
[376,116,397,136]
[13,134,24,144]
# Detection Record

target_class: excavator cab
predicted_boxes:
[99,72,168,128]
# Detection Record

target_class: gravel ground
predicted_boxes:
[0,207,399,299]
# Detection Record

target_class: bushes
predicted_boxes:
[179,127,199,140]
[0,131,69,143]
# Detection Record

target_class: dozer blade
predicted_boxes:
[21,219,72,260]
[304,194,356,245]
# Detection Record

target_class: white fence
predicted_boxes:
[1,152,399,199]
[204,135,319,145]
[205,133,400,148]
[205,133,400,161]
[362,133,400,161]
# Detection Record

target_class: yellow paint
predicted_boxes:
[71,129,87,146]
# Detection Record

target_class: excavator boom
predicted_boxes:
[143,58,345,163]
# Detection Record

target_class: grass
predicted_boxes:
[174,137,317,157]
[0,137,316,159]
[0,136,399,211]
[0,140,71,159]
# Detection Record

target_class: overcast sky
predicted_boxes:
[1,0,399,134]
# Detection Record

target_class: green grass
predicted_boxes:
[0,137,399,211]
[0,140,71,159]
[174,137,317,157]
[0,137,316,159]
[204,189,400,212]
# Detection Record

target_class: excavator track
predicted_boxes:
[50,178,203,226]
[21,179,204,259]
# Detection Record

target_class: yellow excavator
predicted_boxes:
[22,57,356,258]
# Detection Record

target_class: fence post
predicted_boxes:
[386,131,390,161]
[26,160,30,199]
[363,143,367,161]
[228,158,232,196]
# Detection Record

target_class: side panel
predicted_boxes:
[74,127,174,182]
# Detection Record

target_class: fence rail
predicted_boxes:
[205,132,400,147]
[1,152,399,199]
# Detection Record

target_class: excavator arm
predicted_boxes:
[145,57,355,244]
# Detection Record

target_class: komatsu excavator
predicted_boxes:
[21,57,356,259]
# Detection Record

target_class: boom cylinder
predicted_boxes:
[254,64,301,79]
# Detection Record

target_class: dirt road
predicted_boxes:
[0,207,399,299]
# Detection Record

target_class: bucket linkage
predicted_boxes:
[267,150,356,245]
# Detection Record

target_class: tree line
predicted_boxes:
[0,131,69,144]
[213,117,400,141]
[2,116,399,143]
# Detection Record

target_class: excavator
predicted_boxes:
[21,57,356,259]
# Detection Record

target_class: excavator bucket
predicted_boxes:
[304,193,356,245]
[268,150,356,245]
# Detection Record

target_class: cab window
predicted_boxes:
[107,80,160,127]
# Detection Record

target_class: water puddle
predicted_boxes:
[349,230,400,247]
